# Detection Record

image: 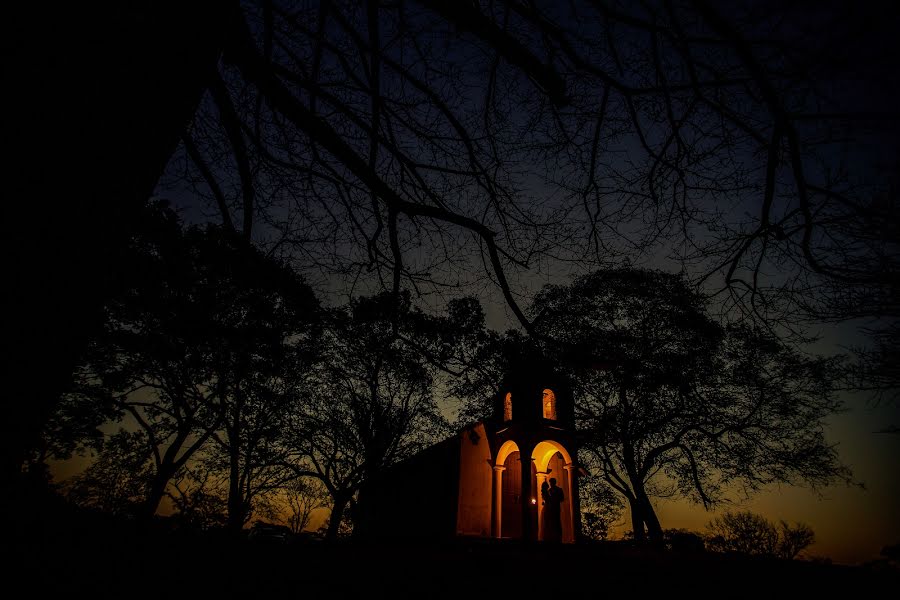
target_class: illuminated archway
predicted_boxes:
[492,440,521,538]
[532,439,576,543]
[496,440,520,466]
[532,440,572,471]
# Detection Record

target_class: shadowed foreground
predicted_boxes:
[13,504,898,598]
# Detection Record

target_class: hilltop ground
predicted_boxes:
[11,500,898,599]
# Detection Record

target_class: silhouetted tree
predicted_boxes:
[281,477,328,534]
[663,529,706,553]
[706,511,778,556]
[284,292,455,539]
[776,519,817,560]
[61,201,320,519]
[578,474,624,542]
[59,205,221,518]
[200,257,321,532]
[706,510,815,560]
[168,468,228,531]
[170,2,899,395]
[64,430,154,517]
[450,328,549,426]
[532,268,852,543]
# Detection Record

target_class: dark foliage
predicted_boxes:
[532,268,852,542]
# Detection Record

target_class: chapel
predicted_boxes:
[357,360,581,542]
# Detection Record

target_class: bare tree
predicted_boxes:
[282,477,329,534]
[165,2,898,360]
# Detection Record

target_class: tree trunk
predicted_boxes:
[621,434,649,543]
[226,468,246,532]
[141,464,177,520]
[638,490,664,543]
[627,496,646,542]
[326,493,351,540]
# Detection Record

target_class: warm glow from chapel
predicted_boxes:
[542,389,557,420]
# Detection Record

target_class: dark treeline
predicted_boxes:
[30,200,851,553]
[40,200,487,538]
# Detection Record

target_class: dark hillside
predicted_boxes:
[13,502,898,599]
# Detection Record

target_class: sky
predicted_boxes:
[647,400,900,565]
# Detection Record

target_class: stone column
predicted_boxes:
[522,455,536,541]
[564,463,576,543]
[492,465,505,538]
[535,471,549,541]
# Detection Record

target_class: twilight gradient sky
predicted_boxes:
[648,401,899,565]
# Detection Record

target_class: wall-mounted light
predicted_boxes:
[531,498,537,505]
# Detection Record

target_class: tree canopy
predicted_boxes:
[706,510,816,560]
[55,202,321,521]
[531,268,852,542]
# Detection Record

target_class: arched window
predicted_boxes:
[503,392,513,421]
[542,389,557,420]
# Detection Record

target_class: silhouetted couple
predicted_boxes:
[541,477,564,543]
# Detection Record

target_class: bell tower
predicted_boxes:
[489,358,580,542]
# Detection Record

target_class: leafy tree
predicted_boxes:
[168,468,228,531]
[706,510,815,560]
[663,529,706,553]
[532,268,852,543]
[200,251,321,532]
[27,382,117,476]
[579,474,624,542]
[203,418,296,533]
[64,201,320,519]
[64,430,154,518]
[284,292,454,539]
[707,511,778,556]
